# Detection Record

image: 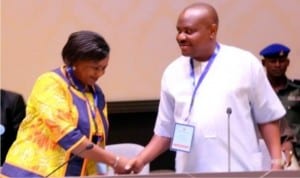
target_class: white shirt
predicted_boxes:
[154,44,285,172]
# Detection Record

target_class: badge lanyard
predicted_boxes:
[185,44,220,123]
[171,45,220,152]
[66,66,99,135]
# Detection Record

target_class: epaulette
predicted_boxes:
[290,79,300,88]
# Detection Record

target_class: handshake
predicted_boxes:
[107,155,145,175]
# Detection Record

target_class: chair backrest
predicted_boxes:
[97,143,149,175]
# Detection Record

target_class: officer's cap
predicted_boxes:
[259,43,290,59]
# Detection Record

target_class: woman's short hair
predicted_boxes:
[62,30,110,65]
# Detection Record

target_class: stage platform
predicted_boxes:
[76,170,300,178]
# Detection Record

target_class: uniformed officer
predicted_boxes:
[260,43,300,167]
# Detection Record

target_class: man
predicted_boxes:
[0,89,26,165]
[129,2,285,173]
[260,43,300,166]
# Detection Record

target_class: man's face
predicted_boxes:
[176,8,216,60]
[263,57,289,77]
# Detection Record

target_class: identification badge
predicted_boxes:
[171,123,195,152]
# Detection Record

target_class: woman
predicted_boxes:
[1,31,130,177]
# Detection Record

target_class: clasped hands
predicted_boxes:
[281,141,294,167]
[112,156,145,175]
[271,141,294,170]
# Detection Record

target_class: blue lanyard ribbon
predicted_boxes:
[186,44,220,120]
[66,66,98,119]
[65,66,102,143]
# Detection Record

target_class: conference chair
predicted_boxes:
[97,143,150,175]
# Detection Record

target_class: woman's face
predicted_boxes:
[72,57,109,86]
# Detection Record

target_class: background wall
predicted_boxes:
[1,0,300,101]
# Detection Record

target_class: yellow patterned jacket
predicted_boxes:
[1,66,109,177]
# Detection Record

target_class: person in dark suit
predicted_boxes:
[0,89,26,165]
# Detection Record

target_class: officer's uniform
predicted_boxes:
[278,79,300,160]
[260,43,300,162]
